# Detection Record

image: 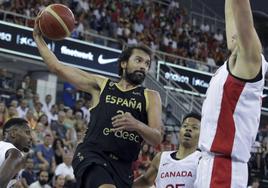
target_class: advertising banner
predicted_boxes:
[0,21,121,77]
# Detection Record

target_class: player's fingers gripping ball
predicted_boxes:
[38,4,75,40]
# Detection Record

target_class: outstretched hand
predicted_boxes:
[111,112,141,132]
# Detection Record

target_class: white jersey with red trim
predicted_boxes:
[199,55,268,162]
[155,150,201,188]
[0,141,20,188]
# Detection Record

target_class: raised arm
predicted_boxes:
[33,17,106,94]
[133,152,161,187]
[226,0,262,79]
[0,149,25,187]
[225,0,236,51]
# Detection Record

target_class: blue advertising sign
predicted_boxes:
[157,60,268,112]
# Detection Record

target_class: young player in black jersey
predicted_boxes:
[33,17,163,188]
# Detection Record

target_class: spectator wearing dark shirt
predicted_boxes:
[21,157,37,187]
[50,111,67,142]
[35,134,56,173]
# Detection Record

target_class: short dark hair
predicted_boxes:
[182,112,201,123]
[253,11,268,47]
[117,45,152,76]
[3,118,29,136]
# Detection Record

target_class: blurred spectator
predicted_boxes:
[0,101,8,127]
[7,105,18,120]
[17,99,29,118]
[21,157,37,187]
[29,170,51,188]
[0,68,13,89]
[51,111,67,141]
[25,109,38,129]
[63,83,76,108]
[52,138,65,166]
[9,99,18,108]
[157,133,176,151]
[53,175,65,188]
[42,94,54,115]
[33,101,44,119]
[38,114,51,133]
[47,104,58,124]
[35,134,56,173]
[9,88,25,103]
[32,122,46,145]
[214,29,224,43]
[64,108,75,129]
[55,151,75,180]
[21,75,34,91]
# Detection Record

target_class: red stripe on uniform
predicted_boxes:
[210,75,245,155]
[210,156,232,188]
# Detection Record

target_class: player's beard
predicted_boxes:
[125,69,146,85]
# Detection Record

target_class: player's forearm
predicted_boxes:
[136,122,162,146]
[34,36,61,73]
[231,0,260,51]
[225,0,236,50]
[0,159,24,187]
[133,176,152,187]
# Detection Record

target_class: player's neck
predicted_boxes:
[176,146,196,160]
[117,79,139,90]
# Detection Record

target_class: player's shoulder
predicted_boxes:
[0,141,16,149]
[186,150,202,162]
[144,89,160,98]
[6,148,22,159]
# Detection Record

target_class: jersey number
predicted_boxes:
[166,184,185,188]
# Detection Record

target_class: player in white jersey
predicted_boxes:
[0,118,32,187]
[133,113,201,188]
[195,0,268,187]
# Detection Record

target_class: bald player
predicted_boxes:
[133,113,201,188]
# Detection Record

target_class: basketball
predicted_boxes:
[38,4,75,40]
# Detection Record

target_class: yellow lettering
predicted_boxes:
[136,102,142,112]
[116,97,123,105]
[106,95,111,103]
[103,128,110,135]
[122,98,129,107]
[129,99,136,109]
[111,96,117,104]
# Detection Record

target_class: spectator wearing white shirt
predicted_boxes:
[16,99,28,118]
[55,151,75,180]
[42,94,53,115]
[214,29,224,42]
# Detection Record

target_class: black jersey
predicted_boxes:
[81,79,148,162]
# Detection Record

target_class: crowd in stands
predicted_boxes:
[0,0,228,72]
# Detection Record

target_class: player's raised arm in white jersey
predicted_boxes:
[225,0,262,80]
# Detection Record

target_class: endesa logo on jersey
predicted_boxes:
[0,21,121,78]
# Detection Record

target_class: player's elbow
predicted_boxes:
[151,130,162,146]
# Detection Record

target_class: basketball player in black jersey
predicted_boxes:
[33,17,163,188]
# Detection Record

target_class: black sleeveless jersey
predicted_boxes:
[81,79,148,162]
